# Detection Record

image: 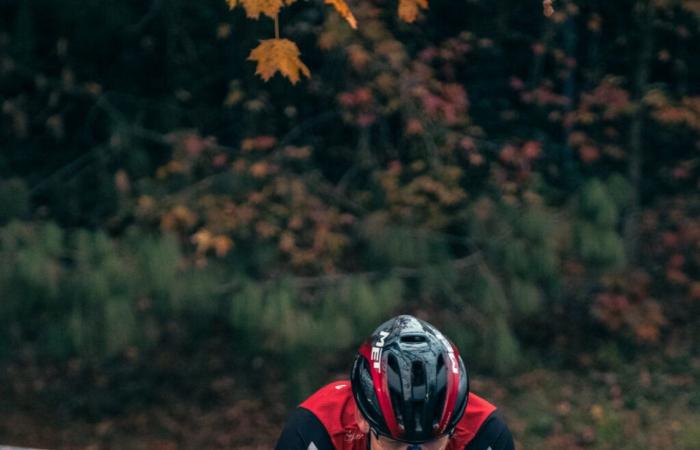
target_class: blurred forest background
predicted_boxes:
[1,0,700,449]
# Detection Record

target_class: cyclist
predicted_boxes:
[275,315,514,450]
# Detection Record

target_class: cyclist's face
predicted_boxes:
[370,432,450,450]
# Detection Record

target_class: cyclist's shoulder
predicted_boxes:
[468,391,497,406]
[299,380,354,422]
[298,381,365,449]
[448,391,500,448]
[317,380,353,394]
[301,380,353,405]
[461,413,514,450]
[465,391,498,416]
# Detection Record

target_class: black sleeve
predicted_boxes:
[274,407,336,450]
[464,413,515,450]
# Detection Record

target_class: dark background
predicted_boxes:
[1,0,699,448]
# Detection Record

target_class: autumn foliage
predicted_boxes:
[226,0,557,82]
[227,0,359,83]
[1,3,700,448]
[2,0,700,367]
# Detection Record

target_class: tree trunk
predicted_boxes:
[623,0,654,266]
[562,0,578,175]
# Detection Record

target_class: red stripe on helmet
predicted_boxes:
[437,341,462,433]
[358,341,401,438]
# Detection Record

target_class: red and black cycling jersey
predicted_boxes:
[275,381,514,450]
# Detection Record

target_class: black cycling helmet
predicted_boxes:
[350,315,469,444]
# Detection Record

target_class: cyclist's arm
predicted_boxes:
[274,407,335,450]
[464,413,515,450]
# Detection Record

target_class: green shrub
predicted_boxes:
[573,180,626,270]
[0,222,219,361]
[0,178,30,223]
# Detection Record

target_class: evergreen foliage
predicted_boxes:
[573,179,626,270]
[0,222,216,360]
[1,0,699,395]
[0,178,30,223]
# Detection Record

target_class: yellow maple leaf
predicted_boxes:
[192,229,214,254]
[324,0,357,29]
[398,0,428,23]
[228,0,297,20]
[248,39,311,84]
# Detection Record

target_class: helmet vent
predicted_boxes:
[436,353,445,371]
[359,359,379,408]
[411,361,427,401]
[400,334,426,343]
[432,386,447,429]
[411,361,426,386]
[388,354,401,374]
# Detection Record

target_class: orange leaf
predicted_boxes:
[543,0,555,18]
[192,229,213,254]
[228,0,297,20]
[398,0,428,23]
[324,0,357,29]
[212,235,234,257]
[248,39,311,84]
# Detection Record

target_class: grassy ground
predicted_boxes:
[1,359,699,450]
[481,364,700,449]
